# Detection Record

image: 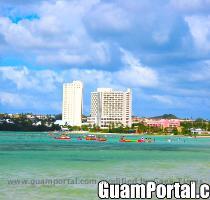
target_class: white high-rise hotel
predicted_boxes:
[88,88,132,128]
[62,81,83,126]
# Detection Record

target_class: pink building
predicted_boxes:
[145,119,180,129]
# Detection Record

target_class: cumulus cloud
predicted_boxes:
[59,49,159,88]
[86,2,131,32]
[0,49,159,111]
[0,0,110,65]
[0,91,61,112]
[0,0,210,117]
[117,48,159,87]
[0,0,206,67]
[0,66,63,92]
[0,92,25,107]
[185,15,210,51]
[0,62,209,116]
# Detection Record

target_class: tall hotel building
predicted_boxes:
[62,81,83,126]
[88,88,132,128]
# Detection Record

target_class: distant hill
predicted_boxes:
[151,114,179,119]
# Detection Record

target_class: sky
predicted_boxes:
[0,0,210,119]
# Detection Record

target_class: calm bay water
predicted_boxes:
[0,131,210,200]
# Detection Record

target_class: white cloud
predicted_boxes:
[0,91,61,112]
[0,49,159,96]
[86,2,130,31]
[185,15,210,51]
[0,92,25,107]
[59,49,159,88]
[0,59,159,112]
[62,68,113,87]
[0,66,63,92]
[36,42,109,65]
[0,17,43,48]
[117,48,159,87]
[0,63,209,114]
[0,0,110,65]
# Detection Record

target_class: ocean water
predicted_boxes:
[0,131,209,200]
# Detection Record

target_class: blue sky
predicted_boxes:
[0,0,210,119]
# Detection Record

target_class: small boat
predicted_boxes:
[85,135,96,141]
[137,137,146,143]
[120,139,131,142]
[137,139,145,143]
[120,136,130,142]
[55,135,71,140]
[77,137,82,141]
[97,137,107,142]
[120,139,137,142]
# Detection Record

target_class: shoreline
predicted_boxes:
[67,131,210,138]
[1,131,210,138]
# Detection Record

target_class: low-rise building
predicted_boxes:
[144,119,180,129]
[26,114,35,119]
[189,128,208,135]
[8,114,20,118]
[35,115,48,120]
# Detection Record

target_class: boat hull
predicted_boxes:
[54,137,71,140]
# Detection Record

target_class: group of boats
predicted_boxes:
[54,134,107,142]
[51,132,154,143]
[120,136,154,143]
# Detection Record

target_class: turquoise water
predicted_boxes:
[0,132,210,200]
